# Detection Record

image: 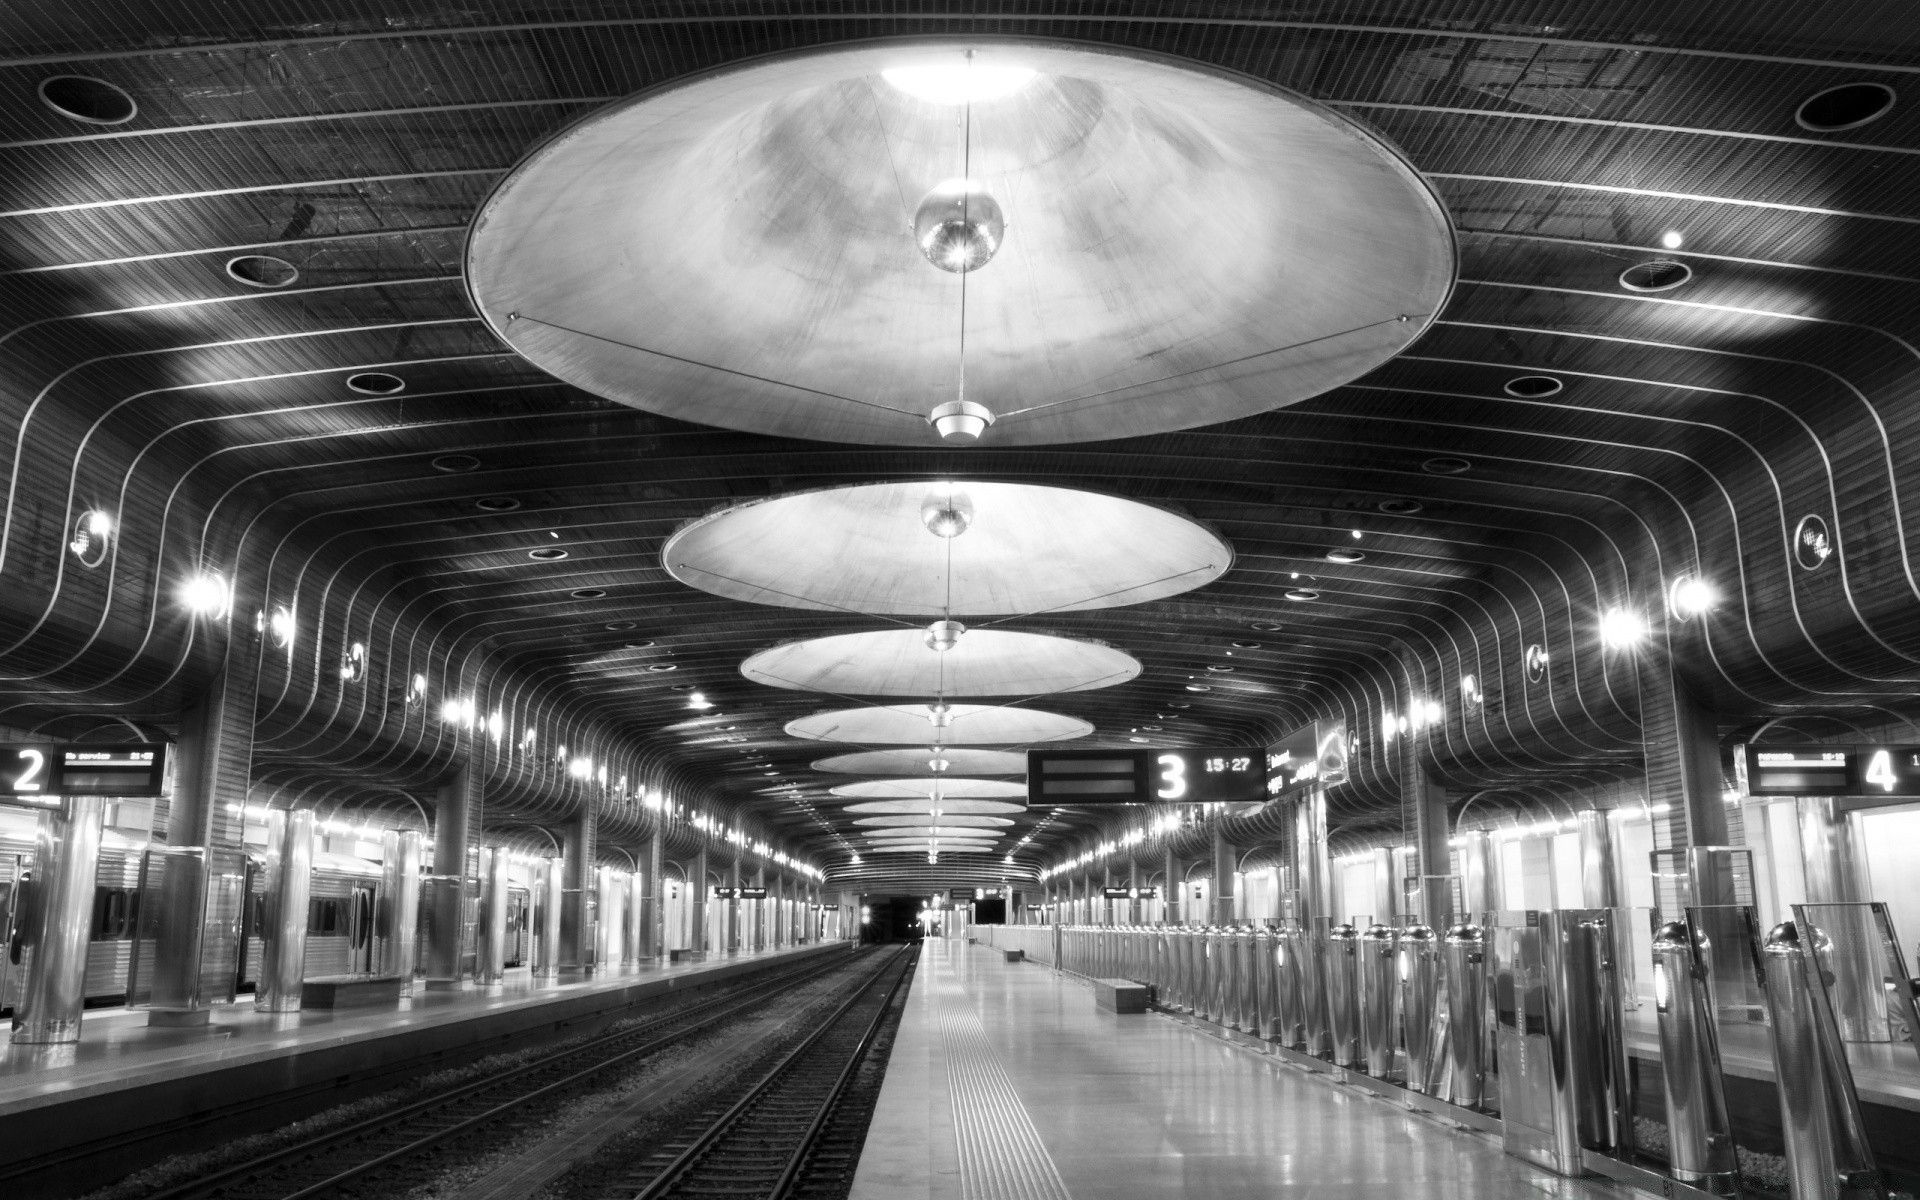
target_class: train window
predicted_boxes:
[90,886,138,940]
[308,896,343,935]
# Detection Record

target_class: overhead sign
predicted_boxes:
[1736,744,1920,798]
[0,742,169,803]
[1103,886,1160,899]
[950,888,978,901]
[713,886,769,900]
[1267,721,1348,800]
[1026,748,1265,805]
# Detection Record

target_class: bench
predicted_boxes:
[1001,948,1025,963]
[1092,977,1150,1014]
[300,975,404,1009]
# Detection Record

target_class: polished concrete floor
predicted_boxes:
[853,937,1621,1200]
[0,944,830,1116]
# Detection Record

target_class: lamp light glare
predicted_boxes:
[1660,230,1685,250]
[181,573,232,618]
[1668,576,1719,620]
[882,63,1036,105]
[924,619,965,651]
[1600,607,1647,649]
[687,691,712,710]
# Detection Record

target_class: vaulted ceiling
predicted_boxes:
[4,1,1919,895]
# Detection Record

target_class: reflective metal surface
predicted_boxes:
[379,830,422,990]
[1400,925,1445,1094]
[477,848,510,985]
[255,809,314,1014]
[1327,922,1361,1067]
[10,797,106,1044]
[1650,920,1738,1190]
[533,857,563,979]
[1358,923,1397,1078]
[1444,923,1490,1108]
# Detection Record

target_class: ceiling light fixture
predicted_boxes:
[181,573,232,618]
[69,509,113,567]
[920,490,973,537]
[924,618,965,652]
[1660,230,1685,250]
[1599,607,1647,649]
[1668,576,1719,620]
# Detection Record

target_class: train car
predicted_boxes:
[1,831,157,1013]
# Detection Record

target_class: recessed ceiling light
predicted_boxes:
[1232,641,1261,649]
[226,255,299,288]
[1250,622,1282,632]
[1186,684,1212,692]
[570,588,606,599]
[1284,588,1321,601]
[1206,664,1234,672]
[475,496,521,511]
[624,640,654,649]
[528,547,568,560]
[1618,260,1691,293]
[430,453,479,473]
[1377,499,1422,515]
[1659,230,1685,250]
[1422,457,1471,475]
[1795,81,1896,132]
[605,621,635,630]
[38,75,137,125]
[347,372,406,396]
[648,663,677,672]
[1326,549,1365,564]
[1503,375,1563,398]
[881,63,1036,105]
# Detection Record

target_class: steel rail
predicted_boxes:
[139,948,859,1200]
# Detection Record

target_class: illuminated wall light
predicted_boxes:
[1599,606,1647,649]
[181,572,232,618]
[1660,230,1685,250]
[69,509,114,566]
[687,691,712,711]
[1461,674,1483,708]
[487,710,504,740]
[1668,575,1719,621]
[338,641,367,682]
[267,605,296,650]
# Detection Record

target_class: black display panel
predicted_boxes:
[1102,886,1160,899]
[0,743,60,807]
[1027,748,1265,805]
[1742,745,1855,796]
[56,745,168,796]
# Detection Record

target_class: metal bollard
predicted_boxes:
[1360,924,1399,1078]
[1400,924,1445,1094]
[1759,922,1887,1200]
[1328,923,1362,1067]
[1197,926,1219,1023]
[1444,924,1489,1108]
[1301,922,1334,1057]
[1651,921,1738,1192]
[1275,924,1306,1046]
[1252,925,1278,1038]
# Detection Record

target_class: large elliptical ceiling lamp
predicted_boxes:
[812,748,1029,775]
[742,628,1139,696]
[666,481,1229,616]
[786,703,1091,745]
[467,41,1455,446]
[854,814,1015,828]
[830,778,1026,799]
[841,798,1025,815]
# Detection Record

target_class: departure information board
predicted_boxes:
[1737,744,1920,797]
[0,742,168,803]
[1027,748,1265,805]
[712,886,768,900]
[1102,886,1160,899]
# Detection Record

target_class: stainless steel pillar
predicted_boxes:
[1444,923,1490,1107]
[1359,923,1398,1077]
[477,847,509,984]
[1460,829,1500,916]
[1294,791,1330,921]
[1576,810,1620,908]
[10,796,107,1044]
[1651,921,1738,1191]
[642,836,664,958]
[1400,925,1445,1094]
[1273,924,1306,1046]
[596,866,623,972]
[533,856,562,978]
[560,806,595,972]
[378,829,422,990]
[427,761,477,984]
[254,808,315,1013]
[1301,921,1333,1056]
[1328,922,1362,1067]
[1213,828,1237,925]
[1372,849,1398,926]
[625,871,644,964]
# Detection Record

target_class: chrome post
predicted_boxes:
[1651,920,1738,1192]
[378,829,422,990]
[1252,925,1277,1038]
[255,808,315,1013]
[626,872,644,964]
[1760,922,1887,1200]
[477,847,509,984]
[1275,923,1306,1046]
[595,866,623,972]
[533,856,563,978]
[1443,923,1489,1108]
[1400,924,1443,1094]
[1360,923,1398,1077]
[1302,920,1334,1056]
[1328,922,1362,1067]
[1460,830,1501,915]
[10,796,107,1044]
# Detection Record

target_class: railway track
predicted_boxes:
[600,943,916,1200]
[138,949,873,1200]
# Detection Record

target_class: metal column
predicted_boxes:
[477,847,510,984]
[254,808,315,1013]
[533,856,563,978]
[425,760,477,985]
[9,796,107,1044]
[561,803,595,973]
[378,829,422,991]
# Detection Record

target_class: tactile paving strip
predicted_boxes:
[936,977,1074,1200]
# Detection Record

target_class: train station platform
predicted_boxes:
[852,938,1613,1200]
[0,942,846,1200]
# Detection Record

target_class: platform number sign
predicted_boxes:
[1738,743,1920,798]
[1027,748,1265,805]
[1,743,59,807]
